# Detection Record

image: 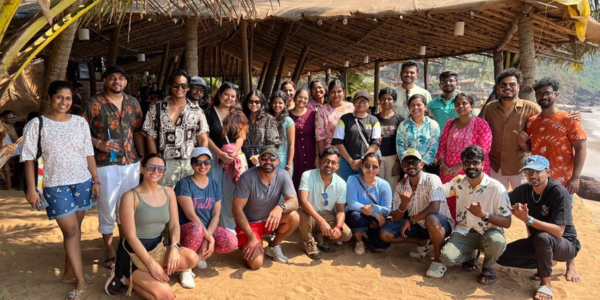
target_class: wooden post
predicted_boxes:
[106,25,121,66]
[241,19,251,96]
[218,46,225,82]
[249,21,254,86]
[198,46,205,77]
[257,62,268,91]
[292,45,310,83]
[518,4,535,101]
[493,50,503,79]
[325,72,329,86]
[87,60,97,97]
[261,21,294,96]
[162,56,176,92]
[157,43,170,87]
[274,56,286,93]
[184,18,199,76]
[423,59,429,90]
[374,60,380,112]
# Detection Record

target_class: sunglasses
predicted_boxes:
[499,82,518,88]
[248,100,261,105]
[401,160,421,168]
[193,159,212,166]
[535,91,556,98]
[171,83,189,89]
[524,169,545,176]
[260,155,278,162]
[321,192,329,206]
[363,163,379,170]
[4,116,16,119]
[321,159,338,166]
[146,163,166,173]
[190,86,206,93]
[462,161,482,167]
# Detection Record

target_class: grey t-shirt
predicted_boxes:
[233,167,296,223]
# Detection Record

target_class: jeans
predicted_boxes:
[345,210,389,249]
[337,157,362,182]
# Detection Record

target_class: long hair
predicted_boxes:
[268,90,290,140]
[242,90,268,120]
[211,82,237,108]
[222,104,249,140]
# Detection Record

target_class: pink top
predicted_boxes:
[436,116,492,183]
[315,102,355,148]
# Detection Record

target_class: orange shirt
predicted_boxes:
[526,111,587,186]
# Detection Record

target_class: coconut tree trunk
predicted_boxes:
[39,2,81,114]
[184,18,198,76]
[106,24,121,67]
[518,6,535,101]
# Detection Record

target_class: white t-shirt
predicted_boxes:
[394,85,432,120]
[20,115,94,187]
[298,169,346,212]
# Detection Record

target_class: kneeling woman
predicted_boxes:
[175,147,237,274]
[107,154,198,299]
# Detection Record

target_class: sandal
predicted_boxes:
[478,267,498,285]
[530,272,541,281]
[535,285,554,299]
[462,250,480,272]
[104,257,116,270]
[66,289,86,300]
[62,274,93,284]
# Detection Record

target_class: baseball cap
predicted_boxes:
[259,145,279,157]
[400,148,423,161]
[103,65,127,79]
[190,76,207,88]
[353,90,371,101]
[190,147,212,159]
[520,155,550,172]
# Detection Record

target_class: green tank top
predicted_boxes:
[134,187,170,239]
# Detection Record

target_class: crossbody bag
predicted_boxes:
[354,116,381,158]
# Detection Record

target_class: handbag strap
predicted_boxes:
[354,175,378,205]
[354,116,370,149]
[155,101,162,150]
[36,116,43,159]
[214,107,231,144]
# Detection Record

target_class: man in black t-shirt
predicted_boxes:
[497,155,580,300]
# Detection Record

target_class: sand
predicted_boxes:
[1,190,600,300]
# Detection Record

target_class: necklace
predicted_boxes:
[531,190,542,203]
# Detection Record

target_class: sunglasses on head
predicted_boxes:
[193,159,212,166]
[260,155,278,162]
[401,160,421,168]
[362,163,379,170]
[171,83,189,89]
[146,163,166,173]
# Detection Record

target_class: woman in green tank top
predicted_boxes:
[106,154,199,298]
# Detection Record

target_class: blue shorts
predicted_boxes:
[43,179,95,220]
[381,213,453,239]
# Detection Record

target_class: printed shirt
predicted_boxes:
[243,113,280,151]
[143,97,209,160]
[395,116,441,165]
[429,93,476,131]
[393,85,432,120]
[315,102,355,148]
[443,174,512,235]
[331,113,381,159]
[20,116,94,187]
[82,92,143,167]
[526,111,587,186]
[298,169,346,212]
[482,98,540,175]
[393,172,454,229]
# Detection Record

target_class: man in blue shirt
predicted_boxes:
[429,71,474,131]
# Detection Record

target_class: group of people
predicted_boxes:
[18,60,586,300]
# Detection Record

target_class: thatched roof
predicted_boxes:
[9,0,600,78]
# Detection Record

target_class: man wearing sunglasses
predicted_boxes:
[232,145,299,269]
[379,148,454,278]
[143,69,209,188]
[440,145,512,284]
[497,155,580,300]
[187,76,210,110]
[297,147,352,260]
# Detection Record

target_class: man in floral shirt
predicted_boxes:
[82,65,145,270]
[440,145,512,284]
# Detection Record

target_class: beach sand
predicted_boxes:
[1,189,599,300]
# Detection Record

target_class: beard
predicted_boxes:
[260,163,275,173]
[465,168,482,179]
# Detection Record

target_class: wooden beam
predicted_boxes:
[292,45,310,83]
[106,25,121,66]
[257,62,268,91]
[274,56,286,93]
[518,3,536,101]
[373,60,380,113]
[157,42,170,88]
[261,21,294,96]
[496,4,533,51]
[241,19,251,95]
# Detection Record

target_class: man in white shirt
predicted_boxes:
[394,60,432,119]
[440,145,512,284]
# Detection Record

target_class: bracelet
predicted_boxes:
[96,139,102,148]
[318,218,327,224]
[334,225,343,232]
[92,180,101,185]
[285,165,292,170]
[398,207,407,213]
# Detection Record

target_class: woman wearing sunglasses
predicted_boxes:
[107,154,198,298]
[345,153,392,255]
[175,147,237,282]
[241,90,280,166]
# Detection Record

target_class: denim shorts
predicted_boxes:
[43,179,95,220]
[381,213,453,239]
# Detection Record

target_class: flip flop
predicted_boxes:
[66,289,86,300]
[104,257,116,270]
[461,250,479,272]
[530,272,541,281]
[478,267,498,285]
[535,285,554,299]
[62,274,93,284]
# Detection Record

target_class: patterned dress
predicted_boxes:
[315,102,355,148]
[395,116,440,165]
[277,116,295,171]
[290,109,317,190]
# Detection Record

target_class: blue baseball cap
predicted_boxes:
[520,155,550,172]
[191,147,212,159]
[190,76,207,88]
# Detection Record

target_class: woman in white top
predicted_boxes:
[21,81,101,300]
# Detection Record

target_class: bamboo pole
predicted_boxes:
[198,46,205,77]
[274,55,286,93]
[373,60,380,112]
[106,24,121,66]
[241,19,251,95]
[257,62,268,91]
[292,45,310,83]
[261,21,293,96]
[157,42,170,87]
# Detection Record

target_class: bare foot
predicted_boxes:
[534,285,553,300]
[565,259,581,282]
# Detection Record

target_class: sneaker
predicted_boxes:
[104,269,127,296]
[265,244,289,264]
[196,259,208,269]
[332,240,343,246]
[179,269,196,289]
[354,241,366,255]
[425,261,447,278]
[409,239,433,258]
[317,236,331,253]
[303,240,322,260]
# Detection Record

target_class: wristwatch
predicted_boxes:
[481,213,490,223]
[526,216,535,226]
[279,203,286,212]
[170,243,181,249]
[335,225,343,233]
